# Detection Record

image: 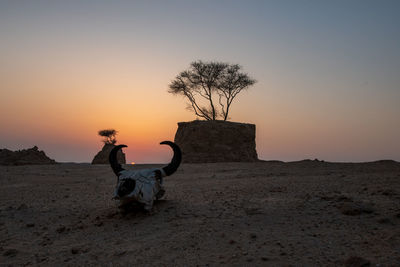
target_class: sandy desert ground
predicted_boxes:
[1,160,399,266]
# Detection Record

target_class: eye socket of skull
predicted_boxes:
[117,179,136,197]
[154,170,162,180]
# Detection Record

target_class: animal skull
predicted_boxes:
[109,141,181,211]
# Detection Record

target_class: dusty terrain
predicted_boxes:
[1,161,399,266]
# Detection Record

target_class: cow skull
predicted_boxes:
[109,141,181,211]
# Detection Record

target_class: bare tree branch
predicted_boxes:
[168,61,256,121]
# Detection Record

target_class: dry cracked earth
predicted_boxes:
[1,161,399,266]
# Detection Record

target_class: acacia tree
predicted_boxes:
[98,129,118,145]
[169,60,256,121]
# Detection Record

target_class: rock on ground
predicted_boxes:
[174,120,258,163]
[91,144,126,164]
[0,146,56,165]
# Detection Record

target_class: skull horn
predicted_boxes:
[109,144,127,176]
[160,141,182,176]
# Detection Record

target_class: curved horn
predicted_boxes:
[160,141,181,176]
[109,144,127,176]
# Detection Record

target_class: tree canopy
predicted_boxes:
[169,60,256,121]
[98,129,117,145]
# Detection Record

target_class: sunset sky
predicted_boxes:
[1,0,399,163]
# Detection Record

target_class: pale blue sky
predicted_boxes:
[1,0,399,162]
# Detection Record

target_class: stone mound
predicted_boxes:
[0,146,56,165]
[92,144,126,164]
[174,120,258,163]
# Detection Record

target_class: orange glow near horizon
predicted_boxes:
[1,1,400,163]
[1,64,400,163]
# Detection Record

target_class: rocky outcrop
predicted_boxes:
[92,144,126,164]
[0,146,56,165]
[174,120,258,163]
